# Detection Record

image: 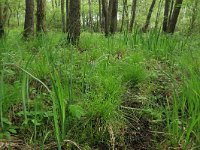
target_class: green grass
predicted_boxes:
[0,29,200,149]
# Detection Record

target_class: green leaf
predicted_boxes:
[2,118,12,125]
[9,128,17,134]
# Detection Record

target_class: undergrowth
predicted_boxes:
[0,29,199,149]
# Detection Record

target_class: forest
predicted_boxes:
[0,0,200,149]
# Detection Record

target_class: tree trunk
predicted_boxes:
[167,0,183,33]
[129,0,137,32]
[120,0,128,32]
[61,0,66,32]
[102,0,109,36]
[66,0,69,32]
[163,0,170,32]
[0,2,4,38]
[142,0,156,32]
[24,0,34,38]
[36,0,46,33]
[98,0,102,31]
[168,0,174,25]
[88,0,93,31]
[82,12,86,29]
[110,0,118,34]
[68,0,80,44]
[155,0,162,29]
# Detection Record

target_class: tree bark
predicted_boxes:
[163,0,170,32]
[66,0,69,32]
[167,0,183,33]
[129,0,137,32]
[24,0,34,38]
[88,0,93,30]
[120,0,128,32]
[0,2,4,38]
[155,0,162,29]
[98,0,102,31]
[61,0,66,32]
[142,0,156,32]
[102,0,109,36]
[168,0,174,25]
[36,0,46,33]
[110,0,118,34]
[68,0,80,44]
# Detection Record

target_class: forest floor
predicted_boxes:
[0,30,200,149]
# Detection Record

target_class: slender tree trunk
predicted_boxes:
[110,0,118,34]
[96,14,99,31]
[155,0,162,29]
[61,0,66,32]
[68,0,81,44]
[98,0,102,31]
[167,0,183,33]
[168,0,174,25]
[129,0,137,32]
[66,0,69,32]
[142,0,156,32]
[102,0,109,36]
[88,0,93,30]
[108,0,113,29]
[82,12,86,29]
[36,0,46,33]
[120,0,128,32]
[0,2,4,38]
[163,0,170,32]
[24,0,34,38]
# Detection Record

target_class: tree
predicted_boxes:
[0,2,4,38]
[129,0,137,32]
[163,0,170,32]
[61,0,65,32]
[88,0,93,30]
[120,0,128,32]
[24,0,34,38]
[102,0,118,36]
[36,0,46,33]
[98,0,102,31]
[110,0,118,34]
[66,0,69,32]
[155,0,162,29]
[167,0,183,33]
[68,0,81,44]
[102,0,109,36]
[141,0,156,32]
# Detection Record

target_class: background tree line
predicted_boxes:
[0,0,199,42]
